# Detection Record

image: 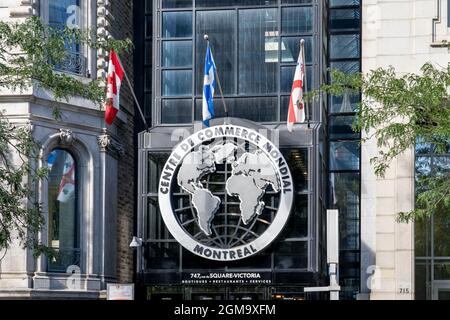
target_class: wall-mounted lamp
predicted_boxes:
[129,236,143,249]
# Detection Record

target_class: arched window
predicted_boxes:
[46,149,80,272]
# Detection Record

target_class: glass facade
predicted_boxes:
[46,149,80,272]
[415,140,450,300]
[48,0,85,75]
[328,0,361,299]
[135,0,361,300]
[151,0,317,125]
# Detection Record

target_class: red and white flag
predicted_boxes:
[57,156,75,203]
[287,43,306,132]
[105,49,124,125]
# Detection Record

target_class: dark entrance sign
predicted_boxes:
[181,272,272,285]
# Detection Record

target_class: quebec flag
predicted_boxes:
[202,43,217,127]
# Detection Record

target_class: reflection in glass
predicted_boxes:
[162,11,192,38]
[196,10,236,94]
[330,34,360,59]
[195,97,278,122]
[145,242,179,269]
[196,0,277,6]
[239,8,278,94]
[329,141,360,171]
[281,36,313,64]
[329,116,358,140]
[274,241,308,269]
[283,195,308,238]
[329,9,360,31]
[281,65,312,93]
[281,7,313,34]
[330,92,360,113]
[161,99,192,123]
[330,0,360,6]
[330,61,360,75]
[162,70,192,96]
[329,173,360,251]
[162,0,192,8]
[47,149,79,272]
[147,197,174,240]
[282,149,308,192]
[148,154,169,194]
[162,41,193,67]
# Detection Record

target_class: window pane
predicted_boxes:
[162,11,192,38]
[196,0,277,6]
[329,172,360,250]
[330,9,360,32]
[415,217,431,257]
[196,10,236,94]
[434,209,450,257]
[162,41,192,67]
[239,8,278,94]
[282,195,308,238]
[161,99,192,123]
[162,0,192,8]
[280,95,312,122]
[330,0,360,7]
[282,0,312,3]
[433,156,450,176]
[195,97,278,122]
[329,141,360,170]
[330,93,359,113]
[282,7,313,34]
[162,70,192,96]
[330,34,360,59]
[282,149,308,192]
[280,65,312,93]
[145,67,152,91]
[146,15,152,37]
[281,36,313,64]
[274,241,308,269]
[329,116,358,139]
[47,149,79,272]
[145,242,180,269]
[330,61,360,75]
[49,0,80,28]
[148,154,169,194]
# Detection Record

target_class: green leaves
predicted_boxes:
[0,17,131,254]
[0,16,132,105]
[315,63,450,222]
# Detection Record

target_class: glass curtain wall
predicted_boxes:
[415,141,450,300]
[328,0,361,300]
[152,0,316,125]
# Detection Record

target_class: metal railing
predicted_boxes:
[54,51,87,77]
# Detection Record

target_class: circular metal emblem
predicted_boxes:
[158,125,294,261]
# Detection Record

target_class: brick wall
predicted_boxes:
[109,0,135,283]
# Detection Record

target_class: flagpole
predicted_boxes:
[115,53,150,131]
[300,39,310,129]
[204,35,229,119]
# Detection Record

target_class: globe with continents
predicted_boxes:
[176,140,281,247]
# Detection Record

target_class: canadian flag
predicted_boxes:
[287,43,306,132]
[105,49,124,125]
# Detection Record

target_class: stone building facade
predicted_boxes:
[0,0,134,298]
[359,0,450,300]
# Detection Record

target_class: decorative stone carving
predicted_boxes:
[97,0,113,87]
[59,129,74,145]
[97,129,124,158]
